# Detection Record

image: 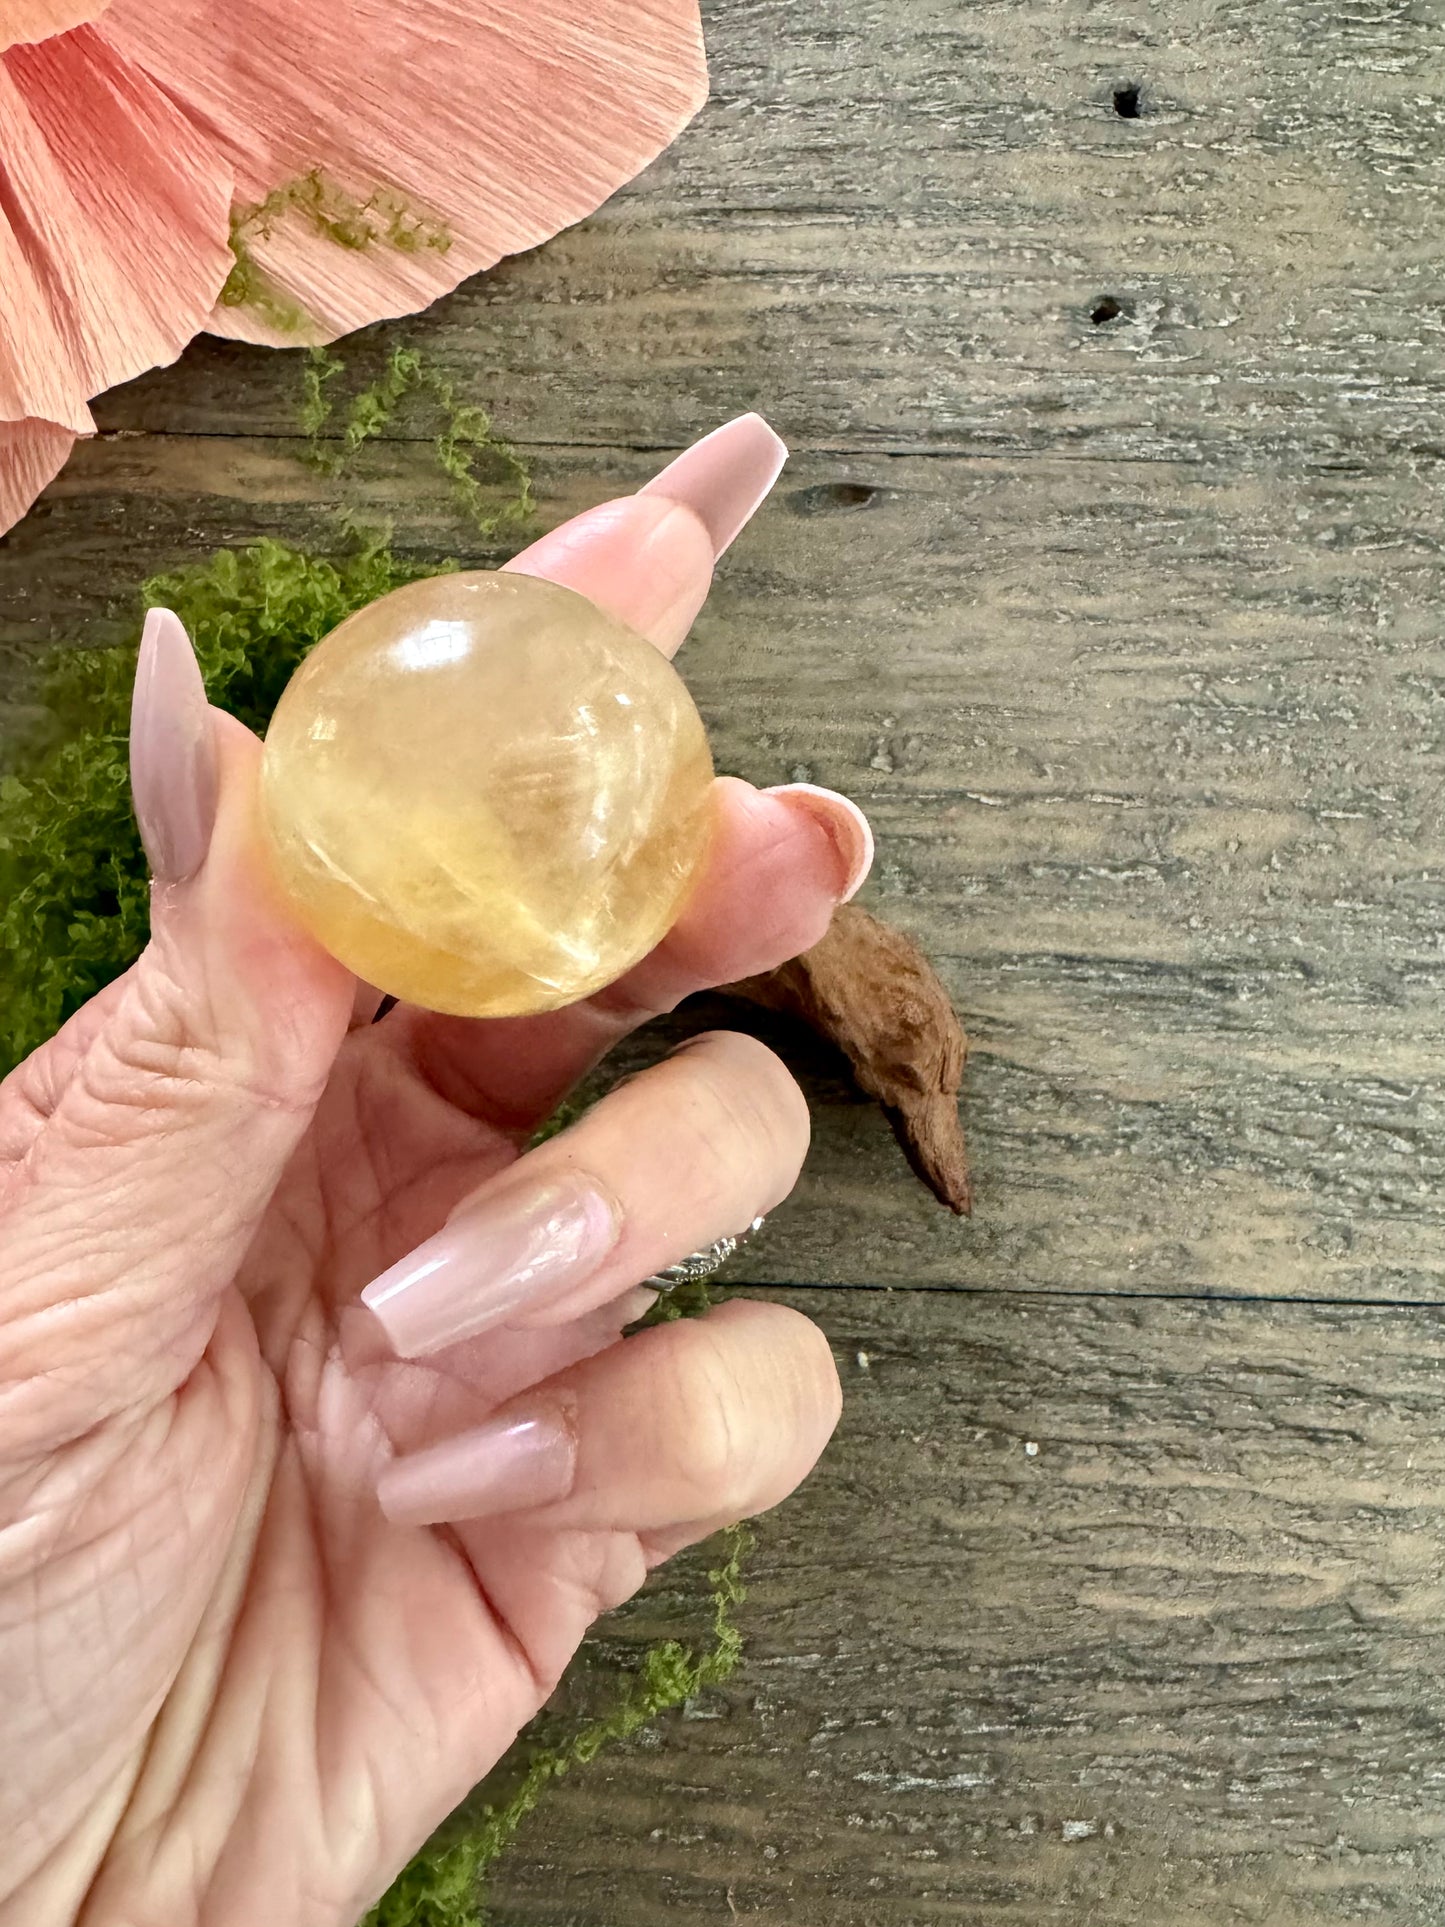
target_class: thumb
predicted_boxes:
[0,610,352,1450]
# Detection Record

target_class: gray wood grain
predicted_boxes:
[2,0,1444,1916]
[487,1286,1445,1926]
[5,0,1445,1304]
[76,0,1445,467]
[9,422,1445,1303]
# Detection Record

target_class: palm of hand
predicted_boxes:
[3,757,845,1927]
[5,959,645,1926]
[1,445,857,1927]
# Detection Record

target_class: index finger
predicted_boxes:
[367,413,867,1124]
[502,413,787,656]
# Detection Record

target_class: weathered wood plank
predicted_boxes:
[485,1285,1445,1925]
[73,0,1445,469]
[5,430,1445,1302]
[1,0,1442,1918]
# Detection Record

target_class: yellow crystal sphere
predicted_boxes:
[259,571,714,1016]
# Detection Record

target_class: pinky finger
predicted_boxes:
[376,1298,841,1536]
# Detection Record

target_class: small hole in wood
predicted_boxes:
[1090,297,1124,325]
[1112,84,1142,119]
[789,481,885,516]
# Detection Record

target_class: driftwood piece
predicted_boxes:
[5,0,1445,1912]
[724,905,971,1216]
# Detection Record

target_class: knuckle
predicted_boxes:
[747,1301,844,1444]
[790,1309,845,1436]
[84,955,322,1128]
[664,1329,756,1516]
[58,970,215,1144]
[680,1031,811,1184]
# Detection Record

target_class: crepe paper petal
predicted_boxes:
[0,28,235,431]
[0,205,86,433]
[0,418,78,534]
[100,0,707,347]
[0,0,109,54]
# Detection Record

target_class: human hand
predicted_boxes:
[0,420,867,1927]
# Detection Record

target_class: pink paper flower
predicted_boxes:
[0,0,706,533]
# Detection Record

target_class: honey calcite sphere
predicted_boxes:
[260,571,714,1016]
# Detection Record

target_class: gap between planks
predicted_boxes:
[737,1279,1445,1314]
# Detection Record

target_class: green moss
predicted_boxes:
[1,347,755,1927]
[638,1273,719,1326]
[362,1525,752,1927]
[527,1095,592,1147]
[0,537,438,1073]
[222,170,452,335]
[303,345,535,541]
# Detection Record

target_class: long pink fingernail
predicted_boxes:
[640,413,788,558]
[378,1401,576,1526]
[504,493,717,656]
[130,607,218,884]
[360,1176,620,1359]
[766,784,875,901]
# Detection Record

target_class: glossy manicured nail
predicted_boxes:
[640,413,788,558]
[505,493,716,657]
[766,784,875,901]
[501,415,786,654]
[360,1177,621,1359]
[130,607,218,884]
[377,1403,576,1526]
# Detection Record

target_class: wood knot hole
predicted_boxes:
[790,481,885,516]
[1112,85,1142,118]
[1090,296,1125,325]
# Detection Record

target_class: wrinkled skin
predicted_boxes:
[0,502,850,1927]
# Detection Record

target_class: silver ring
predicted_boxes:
[645,1217,766,1294]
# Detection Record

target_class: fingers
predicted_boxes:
[384,774,870,1130]
[361,1029,808,1358]
[370,411,869,1127]
[503,414,786,657]
[378,1297,842,1539]
[338,1285,659,1445]
[1,614,352,1440]
[597,779,872,1015]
